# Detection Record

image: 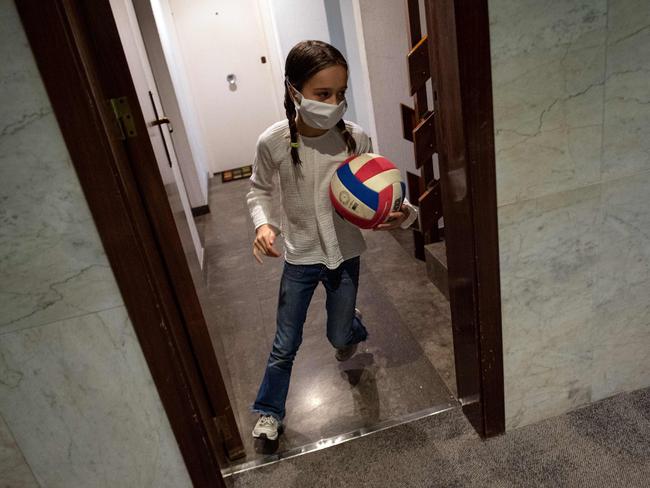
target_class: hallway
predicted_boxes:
[195,178,456,468]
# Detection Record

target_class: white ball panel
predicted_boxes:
[348,153,379,173]
[363,169,402,192]
[330,171,377,220]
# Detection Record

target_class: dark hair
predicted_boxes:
[284,40,356,166]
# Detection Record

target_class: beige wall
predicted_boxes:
[165,0,284,174]
[357,0,418,181]
[0,2,191,486]
[490,0,650,428]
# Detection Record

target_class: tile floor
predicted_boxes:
[196,178,456,468]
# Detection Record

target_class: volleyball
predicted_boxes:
[329,153,405,229]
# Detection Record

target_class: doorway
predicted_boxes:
[16,0,503,485]
[197,176,457,473]
[117,0,462,471]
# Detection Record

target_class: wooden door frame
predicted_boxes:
[15,0,504,484]
[425,0,505,437]
[15,1,239,486]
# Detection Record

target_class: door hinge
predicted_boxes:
[109,96,137,139]
[213,415,232,440]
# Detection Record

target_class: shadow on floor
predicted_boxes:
[195,178,456,468]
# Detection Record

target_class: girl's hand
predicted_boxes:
[373,205,409,231]
[253,224,281,264]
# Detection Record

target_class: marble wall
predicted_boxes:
[490,0,650,429]
[0,413,38,487]
[0,2,192,486]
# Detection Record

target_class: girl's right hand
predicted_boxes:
[253,224,280,264]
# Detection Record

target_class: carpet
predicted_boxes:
[228,387,650,487]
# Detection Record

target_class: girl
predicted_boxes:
[247,40,418,441]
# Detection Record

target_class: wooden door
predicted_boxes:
[16,1,243,484]
[109,0,205,270]
[401,0,505,437]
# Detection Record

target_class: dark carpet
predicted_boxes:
[227,387,650,487]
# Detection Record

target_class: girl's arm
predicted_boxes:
[373,201,418,231]
[246,137,280,234]
[359,131,419,231]
[398,200,419,229]
[247,137,282,263]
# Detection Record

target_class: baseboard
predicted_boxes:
[191,205,210,217]
[424,241,449,300]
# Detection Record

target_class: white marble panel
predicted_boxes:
[499,185,601,428]
[489,0,607,61]
[0,413,39,488]
[0,2,123,334]
[490,0,607,205]
[591,172,650,401]
[491,0,650,430]
[0,1,51,125]
[602,0,650,179]
[0,307,192,488]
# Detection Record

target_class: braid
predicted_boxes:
[336,119,357,156]
[284,86,301,166]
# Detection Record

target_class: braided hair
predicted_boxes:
[284,40,357,166]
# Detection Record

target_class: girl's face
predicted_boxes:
[300,65,348,105]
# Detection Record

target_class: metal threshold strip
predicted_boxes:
[221,399,459,477]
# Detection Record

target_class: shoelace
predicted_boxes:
[259,415,277,427]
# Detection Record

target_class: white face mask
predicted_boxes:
[288,81,347,130]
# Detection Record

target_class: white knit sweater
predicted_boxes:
[246,120,418,269]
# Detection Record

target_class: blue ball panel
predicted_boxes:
[336,163,379,210]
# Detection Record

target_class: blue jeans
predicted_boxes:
[252,257,368,421]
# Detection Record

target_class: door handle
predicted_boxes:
[148,91,173,167]
[151,117,171,127]
[226,73,237,91]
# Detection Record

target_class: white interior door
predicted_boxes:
[110,0,205,267]
[168,0,284,174]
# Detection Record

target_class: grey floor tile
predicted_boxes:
[196,178,456,468]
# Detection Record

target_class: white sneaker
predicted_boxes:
[252,415,282,441]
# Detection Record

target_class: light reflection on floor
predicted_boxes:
[195,178,456,470]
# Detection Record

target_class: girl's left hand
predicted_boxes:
[373,205,409,231]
